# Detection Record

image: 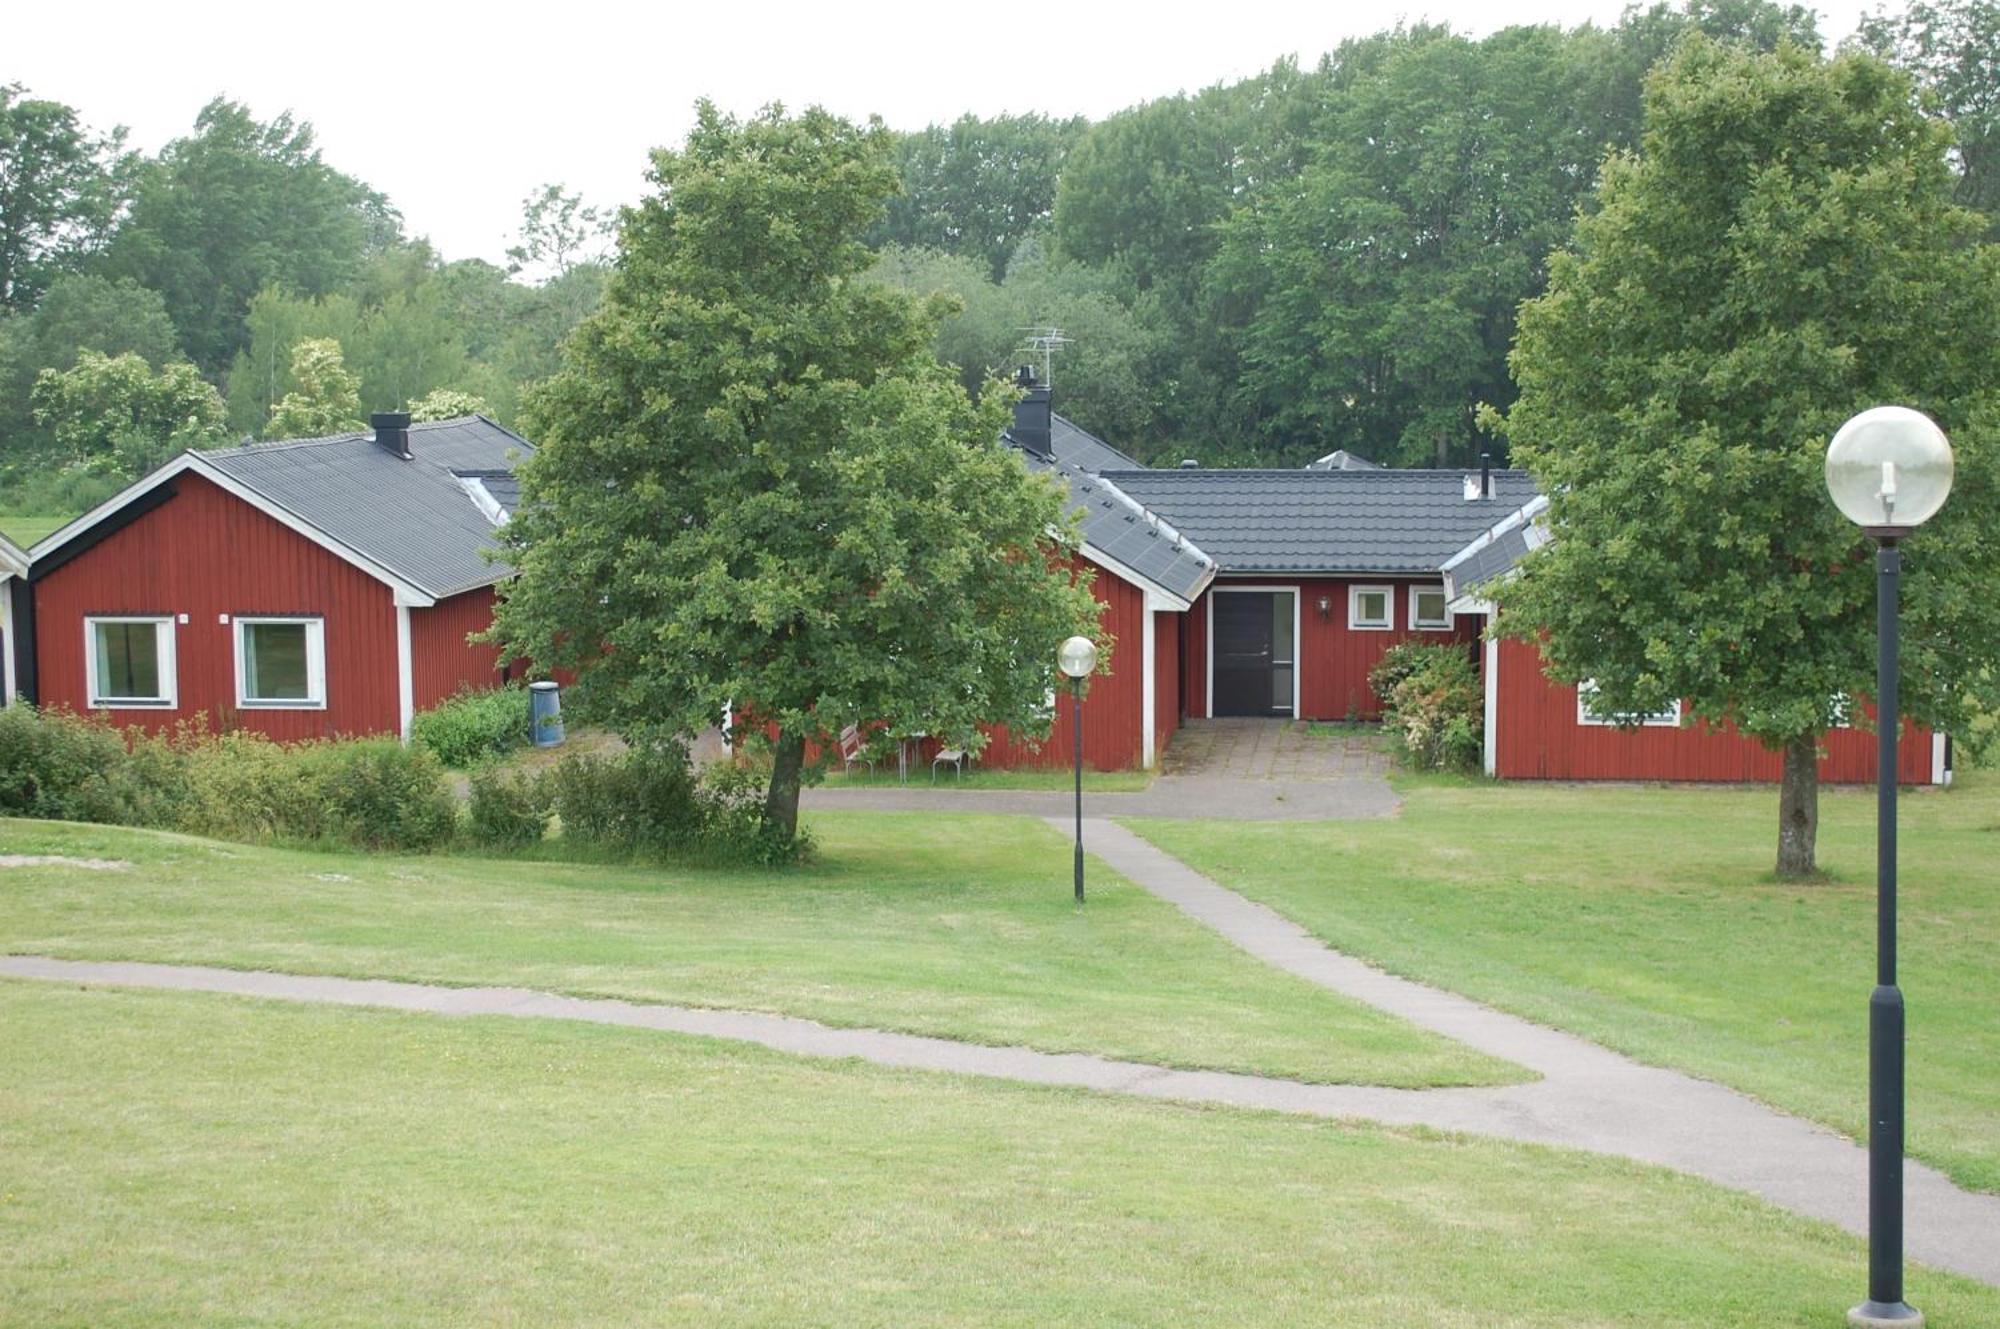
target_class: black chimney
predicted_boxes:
[372,411,412,460]
[1480,450,1491,499]
[1011,365,1052,459]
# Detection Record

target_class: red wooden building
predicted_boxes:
[12,414,528,740]
[996,392,1947,784]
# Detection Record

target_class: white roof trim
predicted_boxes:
[0,532,27,580]
[28,452,439,607]
[1439,493,1550,606]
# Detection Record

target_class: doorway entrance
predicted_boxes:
[1210,588,1297,717]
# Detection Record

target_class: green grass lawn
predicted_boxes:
[0,811,1515,1088]
[4,982,1995,1327]
[0,514,64,546]
[1126,768,2000,1192]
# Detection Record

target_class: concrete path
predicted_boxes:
[6,941,1997,1286]
[1065,818,2000,1289]
[804,721,1400,822]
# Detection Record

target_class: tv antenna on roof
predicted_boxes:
[1016,326,1072,388]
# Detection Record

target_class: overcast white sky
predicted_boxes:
[17,0,1879,267]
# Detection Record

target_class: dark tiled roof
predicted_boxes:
[1099,468,1543,575]
[1441,495,1549,602]
[203,416,531,599]
[1023,452,1214,603]
[1049,414,1144,473]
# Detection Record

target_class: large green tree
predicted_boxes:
[1209,25,1623,467]
[30,349,226,475]
[267,338,362,438]
[0,274,178,459]
[103,98,396,372]
[1856,0,2000,229]
[0,84,131,312]
[1491,37,2000,876]
[492,104,1100,845]
[871,113,1086,281]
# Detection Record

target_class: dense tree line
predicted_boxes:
[3,0,1991,514]
[0,89,607,514]
[869,0,1996,467]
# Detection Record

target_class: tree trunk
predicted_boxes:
[763,730,807,845]
[1776,734,1820,878]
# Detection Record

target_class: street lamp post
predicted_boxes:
[1057,635,1098,903]
[1825,405,1955,1329]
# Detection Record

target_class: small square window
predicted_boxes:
[1349,585,1393,631]
[1577,681,1682,727]
[1410,586,1452,631]
[235,617,326,708]
[87,617,176,708]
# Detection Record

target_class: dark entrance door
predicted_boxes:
[1212,591,1294,717]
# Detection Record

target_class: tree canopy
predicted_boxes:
[490,103,1100,846]
[1490,36,2000,875]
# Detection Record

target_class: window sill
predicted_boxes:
[89,699,176,709]
[236,700,328,711]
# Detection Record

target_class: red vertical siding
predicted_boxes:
[978,554,1147,770]
[1493,636,1934,784]
[1186,590,1209,719]
[33,472,400,739]
[409,585,507,712]
[1153,608,1180,762]
[1188,576,1474,721]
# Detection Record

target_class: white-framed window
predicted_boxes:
[1348,584,1394,631]
[85,616,177,709]
[234,616,327,709]
[1409,584,1452,631]
[1577,680,1682,728]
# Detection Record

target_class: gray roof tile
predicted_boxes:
[203,416,532,599]
[1049,414,1144,473]
[1023,453,1214,602]
[1100,468,1542,575]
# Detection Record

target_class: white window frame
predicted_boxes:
[1348,584,1394,631]
[234,616,328,710]
[1409,584,1453,632]
[85,615,178,709]
[1577,680,1682,728]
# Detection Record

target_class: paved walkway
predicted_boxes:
[6,811,1996,1289]
[803,720,1400,822]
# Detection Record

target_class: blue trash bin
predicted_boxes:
[529,680,565,747]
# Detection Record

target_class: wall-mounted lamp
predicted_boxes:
[1316,596,1332,617]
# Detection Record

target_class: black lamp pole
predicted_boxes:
[1856,532,1920,1326]
[1073,675,1085,903]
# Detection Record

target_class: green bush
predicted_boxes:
[547,742,703,855]
[0,703,141,822]
[411,684,531,769]
[295,739,459,851]
[1374,642,1484,773]
[466,764,552,850]
[0,707,458,851]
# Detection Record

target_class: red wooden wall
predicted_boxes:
[33,472,400,739]
[1492,636,1934,784]
[409,585,508,712]
[1153,608,1180,760]
[977,555,1148,771]
[1185,576,1476,721]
